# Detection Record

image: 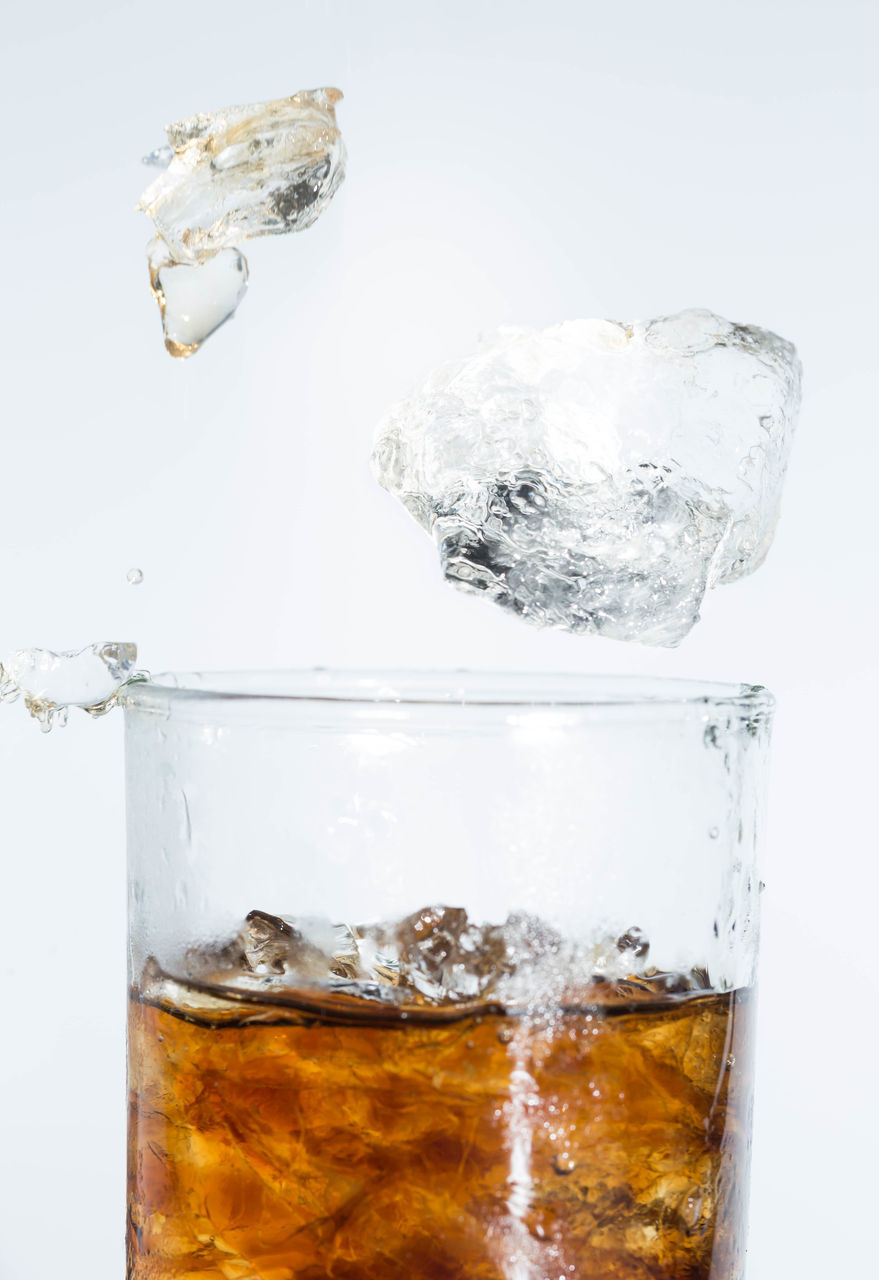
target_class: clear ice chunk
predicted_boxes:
[138,88,345,262]
[236,910,360,983]
[137,87,345,356]
[147,239,248,358]
[372,309,802,646]
[383,904,564,1003]
[0,642,144,731]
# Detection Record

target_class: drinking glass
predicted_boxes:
[123,671,773,1280]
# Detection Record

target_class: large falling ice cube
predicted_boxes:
[372,309,802,646]
[138,88,346,357]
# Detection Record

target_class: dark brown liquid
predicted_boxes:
[128,976,753,1279]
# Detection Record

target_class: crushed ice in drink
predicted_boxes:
[373,308,802,646]
[182,904,700,1010]
[0,641,145,731]
[138,87,345,357]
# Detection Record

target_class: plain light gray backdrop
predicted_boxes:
[1,2,877,1276]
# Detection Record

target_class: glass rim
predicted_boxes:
[119,669,775,716]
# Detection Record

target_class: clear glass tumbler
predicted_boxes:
[123,672,773,1280]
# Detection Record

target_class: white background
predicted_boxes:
[1,1,877,1275]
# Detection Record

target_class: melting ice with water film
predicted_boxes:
[0,642,146,731]
[373,308,802,646]
[138,87,346,357]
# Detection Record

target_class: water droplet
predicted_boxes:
[497,1027,514,1044]
[708,826,720,839]
[552,1153,576,1175]
[127,567,144,585]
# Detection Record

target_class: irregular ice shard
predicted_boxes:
[0,642,145,731]
[138,87,346,262]
[372,310,802,646]
[147,239,248,358]
[138,87,345,356]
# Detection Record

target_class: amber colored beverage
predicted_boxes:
[127,972,753,1280]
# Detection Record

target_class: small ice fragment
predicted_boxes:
[0,642,144,731]
[147,239,248,358]
[392,904,482,1000]
[379,905,564,1003]
[240,909,298,974]
[137,87,345,356]
[353,930,401,985]
[616,927,650,959]
[127,567,144,585]
[142,145,173,169]
[237,910,360,982]
[372,309,802,646]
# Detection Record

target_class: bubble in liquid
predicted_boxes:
[127,568,144,585]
